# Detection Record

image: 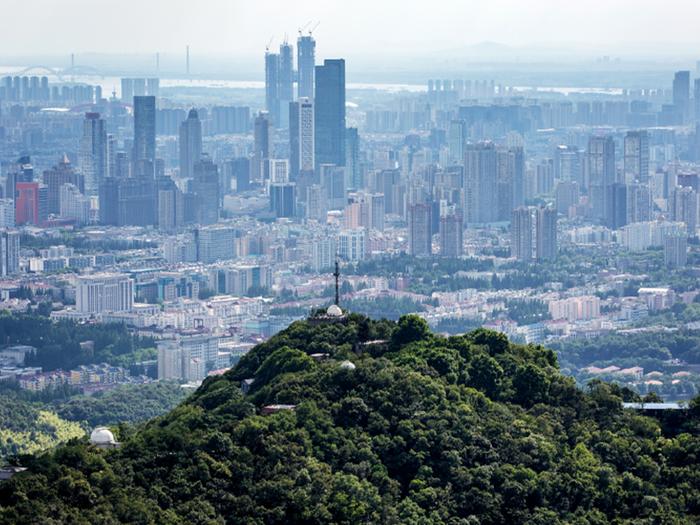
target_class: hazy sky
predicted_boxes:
[3,0,700,60]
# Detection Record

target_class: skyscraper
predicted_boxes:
[43,156,83,216]
[673,70,690,123]
[79,112,107,197]
[409,203,432,256]
[133,96,156,172]
[179,109,202,179]
[264,51,280,127]
[511,207,533,261]
[289,98,314,179]
[315,59,346,167]
[439,207,463,257]
[346,127,361,190]
[463,142,498,224]
[0,230,19,277]
[297,35,316,99]
[270,182,296,218]
[586,135,616,222]
[623,130,649,183]
[535,206,558,261]
[190,158,220,225]
[278,42,294,128]
[253,112,272,183]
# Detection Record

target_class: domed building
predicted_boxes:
[310,262,348,324]
[90,427,120,449]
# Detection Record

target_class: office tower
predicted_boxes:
[607,183,628,230]
[289,98,314,179]
[42,156,83,215]
[79,113,107,198]
[535,206,558,261]
[408,203,432,256]
[179,109,202,179]
[264,51,280,127]
[624,130,649,183]
[270,182,296,218]
[121,78,134,103]
[252,112,272,183]
[278,42,294,128]
[133,78,146,97]
[463,142,498,224]
[133,96,156,171]
[15,182,47,226]
[586,135,616,222]
[447,120,465,165]
[0,230,20,276]
[266,159,289,184]
[297,35,316,99]
[315,59,346,167]
[695,79,700,123]
[670,186,699,235]
[194,225,236,263]
[439,207,463,257]
[59,183,90,225]
[320,164,346,210]
[190,158,220,225]
[115,178,157,226]
[626,183,651,224]
[338,228,366,261]
[228,158,250,192]
[76,274,134,314]
[664,234,688,268]
[346,127,361,189]
[673,71,690,123]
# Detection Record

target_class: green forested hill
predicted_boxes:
[0,313,699,524]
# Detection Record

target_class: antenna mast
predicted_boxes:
[333,260,340,306]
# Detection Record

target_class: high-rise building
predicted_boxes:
[59,183,90,225]
[408,203,432,256]
[157,334,220,382]
[607,182,628,230]
[338,228,366,261]
[626,183,652,224]
[554,145,583,184]
[535,206,558,261]
[270,182,296,218]
[496,147,525,221]
[320,164,346,210]
[252,112,272,183]
[194,225,236,263]
[586,135,616,222]
[439,206,463,257]
[264,51,280,127]
[0,200,15,228]
[463,142,498,224]
[673,71,690,123]
[15,182,47,226]
[278,42,294,128]
[345,127,361,190]
[511,207,533,261]
[624,130,650,183]
[670,186,699,236]
[42,155,83,215]
[0,230,20,276]
[190,158,220,225]
[289,98,314,179]
[664,233,688,269]
[76,273,134,314]
[315,59,346,167]
[121,78,134,103]
[694,79,700,123]
[297,35,316,99]
[133,96,156,172]
[79,113,107,197]
[447,120,465,165]
[179,109,202,179]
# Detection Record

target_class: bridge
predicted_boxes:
[7,65,105,81]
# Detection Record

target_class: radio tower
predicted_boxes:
[333,260,341,307]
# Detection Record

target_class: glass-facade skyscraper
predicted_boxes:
[297,35,316,100]
[133,96,156,170]
[314,59,346,167]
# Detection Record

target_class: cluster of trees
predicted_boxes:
[0,313,155,371]
[20,233,157,252]
[502,299,551,325]
[0,383,187,459]
[551,330,700,370]
[0,314,699,523]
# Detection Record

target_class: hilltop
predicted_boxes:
[0,313,699,524]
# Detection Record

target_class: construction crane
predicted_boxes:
[298,21,312,36]
[265,36,274,53]
[308,21,320,36]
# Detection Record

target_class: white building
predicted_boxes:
[0,199,15,228]
[59,183,90,225]
[339,228,366,262]
[157,333,220,382]
[76,273,134,314]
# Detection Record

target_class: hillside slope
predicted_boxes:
[0,313,699,524]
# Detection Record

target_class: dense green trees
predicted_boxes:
[0,314,698,524]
